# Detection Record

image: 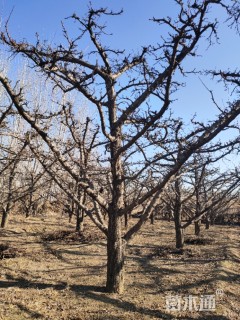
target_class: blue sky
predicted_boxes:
[0,0,239,170]
[0,1,239,122]
[0,1,174,42]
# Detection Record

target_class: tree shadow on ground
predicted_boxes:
[165,258,239,293]
[70,284,174,319]
[130,238,239,289]
[41,239,106,264]
[127,255,180,276]
[0,277,172,319]
[0,275,231,320]
[70,284,231,320]
[15,302,44,319]
[0,275,161,319]
[1,301,44,319]
[0,274,68,290]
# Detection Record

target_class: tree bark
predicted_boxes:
[194,220,201,236]
[150,211,155,225]
[205,218,210,229]
[106,214,125,293]
[1,209,8,228]
[175,219,184,249]
[106,115,125,292]
[76,207,84,232]
[1,168,15,228]
[173,176,184,248]
[124,211,128,228]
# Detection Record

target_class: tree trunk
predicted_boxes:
[106,91,125,293]
[194,220,201,236]
[124,211,128,228]
[1,167,15,227]
[1,210,8,228]
[150,211,155,225]
[173,175,184,248]
[168,213,171,222]
[76,207,84,232]
[70,198,75,223]
[175,220,184,249]
[205,218,210,229]
[174,205,184,249]
[106,214,125,293]
[27,175,34,218]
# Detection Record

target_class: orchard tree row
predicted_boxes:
[0,0,240,293]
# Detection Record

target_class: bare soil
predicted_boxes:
[0,213,239,320]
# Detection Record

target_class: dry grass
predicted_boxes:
[0,212,239,320]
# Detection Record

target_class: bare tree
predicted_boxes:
[0,141,28,227]
[0,1,240,293]
[0,103,30,227]
[170,158,240,248]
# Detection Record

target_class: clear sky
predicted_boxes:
[0,0,239,122]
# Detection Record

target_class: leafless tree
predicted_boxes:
[0,94,30,227]
[0,1,240,293]
[171,158,239,248]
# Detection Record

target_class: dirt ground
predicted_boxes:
[0,212,239,320]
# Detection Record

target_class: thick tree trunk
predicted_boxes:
[124,211,128,228]
[205,218,210,229]
[194,220,201,236]
[106,87,125,293]
[175,219,184,249]
[150,212,155,225]
[174,204,184,249]
[76,207,84,232]
[70,198,75,223]
[106,214,125,293]
[1,210,8,228]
